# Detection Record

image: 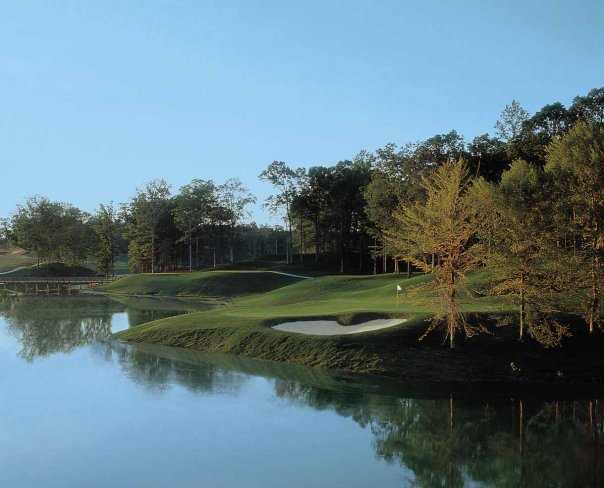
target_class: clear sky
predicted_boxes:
[1,0,602,223]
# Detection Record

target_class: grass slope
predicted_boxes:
[100,270,304,299]
[116,271,604,384]
[0,249,36,272]
[117,271,506,334]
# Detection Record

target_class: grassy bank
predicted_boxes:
[0,248,36,272]
[4,262,97,277]
[113,270,604,384]
[100,270,304,298]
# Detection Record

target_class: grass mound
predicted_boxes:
[99,270,304,298]
[116,272,506,361]
[7,263,97,277]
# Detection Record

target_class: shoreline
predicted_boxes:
[116,311,604,386]
[121,341,604,397]
[104,270,604,386]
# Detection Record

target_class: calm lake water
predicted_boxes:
[0,295,602,487]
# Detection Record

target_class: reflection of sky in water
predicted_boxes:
[0,299,410,487]
[0,297,601,488]
[109,312,129,333]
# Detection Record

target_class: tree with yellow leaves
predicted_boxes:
[385,159,482,348]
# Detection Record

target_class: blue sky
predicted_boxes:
[1,0,602,223]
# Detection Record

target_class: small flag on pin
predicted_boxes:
[396,284,402,296]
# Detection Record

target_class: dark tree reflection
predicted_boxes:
[0,295,189,361]
[274,381,604,487]
[1,296,121,361]
[101,341,247,395]
[1,296,602,487]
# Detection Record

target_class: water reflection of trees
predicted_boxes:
[0,296,191,361]
[98,343,604,487]
[274,382,603,487]
[1,296,121,361]
[101,341,247,394]
[2,297,601,486]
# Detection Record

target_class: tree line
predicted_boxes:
[3,177,289,275]
[260,87,603,345]
[2,87,602,344]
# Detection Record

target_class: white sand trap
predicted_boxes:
[272,318,406,336]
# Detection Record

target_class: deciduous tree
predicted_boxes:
[385,159,482,348]
[545,122,604,333]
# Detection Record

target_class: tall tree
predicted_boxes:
[476,160,558,342]
[495,100,529,143]
[216,179,256,264]
[569,87,604,124]
[259,161,304,264]
[124,179,171,273]
[10,197,93,266]
[545,122,604,333]
[385,159,482,348]
[293,166,331,264]
[173,179,217,272]
[93,203,118,277]
[467,133,509,181]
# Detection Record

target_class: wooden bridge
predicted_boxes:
[0,276,120,296]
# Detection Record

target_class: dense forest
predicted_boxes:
[1,87,602,346]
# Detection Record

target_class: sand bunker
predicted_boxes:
[272,318,405,336]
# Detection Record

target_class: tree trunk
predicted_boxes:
[299,214,304,265]
[287,208,293,265]
[588,252,599,333]
[314,217,320,264]
[188,223,193,273]
[373,237,377,275]
[359,236,363,271]
[449,271,456,349]
[588,201,600,333]
[406,260,411,278]
[520,273,525,340]
[151,232,155,274]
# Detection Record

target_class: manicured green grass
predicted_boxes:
[116,271,507,358]
[0,250,36,272]
[100,270,305,298]
[208,259,337,277]
[114,270,604,382]
[120,270,505,332]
